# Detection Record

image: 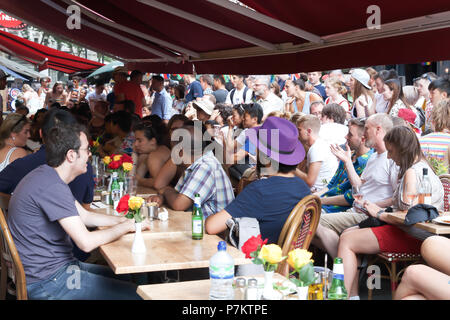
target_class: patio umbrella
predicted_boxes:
[87,61,124,83]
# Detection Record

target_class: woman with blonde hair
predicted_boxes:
[324,78,351,112]
[0,113,31,171]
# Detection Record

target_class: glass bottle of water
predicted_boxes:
[209,241,234,300]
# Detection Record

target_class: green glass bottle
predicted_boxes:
[192,194,203,240]
[327,257,348,300]
[110,172,120,208]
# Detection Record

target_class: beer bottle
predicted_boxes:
[327,257,348,300]
[110,172,120,209]
[192,194,203,240]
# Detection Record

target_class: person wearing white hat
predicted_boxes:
[349,68,375,118]
[192,99,215,122]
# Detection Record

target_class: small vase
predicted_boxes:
[131,222,146,254]
[262,271,274,300]
[296,285,309,300]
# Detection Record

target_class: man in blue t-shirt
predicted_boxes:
[0,109,95,261]
[206,117,311,244]
[8,122,150,299]
[184,74,203,103]
[308,71,327,100]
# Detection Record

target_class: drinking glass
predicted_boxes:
[405,183,418,208]
[126,175,138,196]
[352,185,363,201]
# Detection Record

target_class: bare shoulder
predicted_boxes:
[10,147,29,162]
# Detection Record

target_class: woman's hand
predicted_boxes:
[147,194,164,207]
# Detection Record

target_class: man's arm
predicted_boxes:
[205,209,232,235]
[75,201,127,228]
[58,215,135,253]
[160,186,193,212]
[295,161,321,188]
[320,194,349,206]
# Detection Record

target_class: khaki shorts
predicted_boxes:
[320,211,368,235]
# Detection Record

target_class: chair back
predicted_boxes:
[236,168,257,195]
[439,174,450,212]
[0,195,27,300]
[277,195,321,276]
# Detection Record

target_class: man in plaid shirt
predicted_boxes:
[148,121,234,216]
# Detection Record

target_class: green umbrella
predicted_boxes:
[87,61,124,81]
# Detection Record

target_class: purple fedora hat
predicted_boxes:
[247,116,305,165]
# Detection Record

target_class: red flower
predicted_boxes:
[108,160,121,170]
[241,235,267,259]
[89,139,94,147]
[116,195,130,213]
[121,154,133,164]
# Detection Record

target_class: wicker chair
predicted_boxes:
[0,192,11,300]
[0,200,27,300]
[439,174,450,212]
[276,195,321,276]
[235,167,257,195]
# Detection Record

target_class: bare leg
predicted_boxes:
[420,236,450,275]
[394,264,450,300]
[314,224,340,258]
[337,228,380,297]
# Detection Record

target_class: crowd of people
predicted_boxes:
[0,65,449,300]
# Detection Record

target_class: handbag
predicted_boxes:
[415,107,426,128]
[358,207,392,229]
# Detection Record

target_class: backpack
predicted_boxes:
[226,217,264,275]
[230,86,255,104]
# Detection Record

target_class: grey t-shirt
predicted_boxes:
[213,89,228,104]
[8,165,79,284]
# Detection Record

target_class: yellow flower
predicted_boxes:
[259,244,284,264]
[103,156,111,165]
[122,162,133,172]
[287,249,313,270]
[93,140,99,148]
[128,196,145,211]
[113,155,122,162]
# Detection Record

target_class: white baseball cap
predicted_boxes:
[193,99,215,115]
[351,68,371,90]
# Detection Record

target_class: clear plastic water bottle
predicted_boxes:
[209,241,235,300]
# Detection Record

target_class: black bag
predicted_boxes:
[228,163,253,181]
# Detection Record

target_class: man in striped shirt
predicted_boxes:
[148,121,234,217]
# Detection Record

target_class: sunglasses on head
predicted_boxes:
[11,115,26,131]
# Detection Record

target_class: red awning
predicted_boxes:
[0,29,104,74]
[1,0,450,74]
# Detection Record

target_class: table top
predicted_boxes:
[385,211,450,235]
[137,273,287,300]
[99,231,250,274]
[93,186,157,202]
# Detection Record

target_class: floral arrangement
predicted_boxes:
[89,137,100,155]
[116,194,145,222]
[103,153,133,173]
[286,249,316,287]
[241,235,286,272]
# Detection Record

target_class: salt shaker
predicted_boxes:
[245,278,258,300]
[234,278,246,300]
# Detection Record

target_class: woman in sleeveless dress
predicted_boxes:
[0,113,31,172]
[284,78,322,114]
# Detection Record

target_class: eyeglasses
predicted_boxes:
[11,115,26,132]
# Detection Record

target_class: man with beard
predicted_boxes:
[311,113,399,258]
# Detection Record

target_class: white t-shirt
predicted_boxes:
[225,86,253,105]
[257,92,284,116]
[86,91,107,103]
[319,123,348,146]
[360,151,399,203]
[375,92,388,114]
[307,138,339,190]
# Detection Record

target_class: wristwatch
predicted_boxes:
[376,209,384,220]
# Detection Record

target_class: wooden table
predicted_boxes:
[99,231,250,274]
[386,211,450,235]
[137,273,287,300]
